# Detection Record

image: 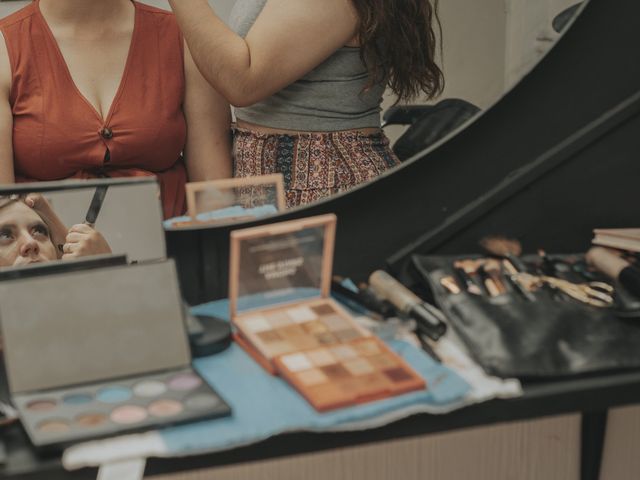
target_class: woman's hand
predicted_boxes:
[169,0,358,107]
[62,224,112,259]
[24,193,68,256]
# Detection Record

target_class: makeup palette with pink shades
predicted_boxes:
[0,260,230,450]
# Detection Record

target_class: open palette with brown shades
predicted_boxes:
[229,214,426,411]
[274,336,425,411]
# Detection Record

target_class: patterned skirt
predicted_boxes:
[232,127,401,208]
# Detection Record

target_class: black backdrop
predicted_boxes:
[167,0,640,305]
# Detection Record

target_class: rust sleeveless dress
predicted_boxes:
[0,0,187,218]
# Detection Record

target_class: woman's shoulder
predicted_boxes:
[0,3,37,32]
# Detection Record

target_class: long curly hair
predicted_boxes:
[351,0,444,102]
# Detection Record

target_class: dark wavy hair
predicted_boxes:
[351,0,444,102]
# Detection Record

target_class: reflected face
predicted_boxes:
[0,202,58,267]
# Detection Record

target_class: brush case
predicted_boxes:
[405,254,640,379]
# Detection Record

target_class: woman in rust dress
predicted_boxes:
[0,0,232,219]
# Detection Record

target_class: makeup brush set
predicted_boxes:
[403,238,640,379]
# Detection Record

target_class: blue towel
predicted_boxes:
[158,301,470,454]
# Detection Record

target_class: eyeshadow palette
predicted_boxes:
[185,174,286,223]
[0,260,231,450]
[13,367,228,448]
[229,215,427,411]
[274,337,426,411]
[234,297,372,372]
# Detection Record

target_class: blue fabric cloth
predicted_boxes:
[159,300,471,454]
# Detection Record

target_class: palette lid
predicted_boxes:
[229,214,337,317]
[0,260,191,394]
[185,174,286,222]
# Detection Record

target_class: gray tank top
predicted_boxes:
[228,0,385,131]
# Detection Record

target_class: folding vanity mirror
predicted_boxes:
[0,178,166,274]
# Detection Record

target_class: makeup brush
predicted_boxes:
[479,236,536,301]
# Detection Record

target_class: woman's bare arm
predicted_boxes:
[0,33,14,183]
[168,0,358,107]
[183,43,232,181]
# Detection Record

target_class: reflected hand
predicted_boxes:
[24,193,68,257]
[62,224,112,259]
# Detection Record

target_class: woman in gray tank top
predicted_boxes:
[169,0,443,207]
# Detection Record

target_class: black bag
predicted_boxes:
[408,254,640,379]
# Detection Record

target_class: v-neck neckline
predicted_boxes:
[35,0,140,126]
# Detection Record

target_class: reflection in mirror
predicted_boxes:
[0,179,165,271]
[382,0,587,161]
[0,0,588,226]
[166,174,286,228]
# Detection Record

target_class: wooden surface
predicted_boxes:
[600,404,640,480]
[153,414,581,480]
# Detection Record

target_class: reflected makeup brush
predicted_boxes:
[84,186,109,228]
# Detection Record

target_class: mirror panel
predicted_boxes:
[0,0,586,228]
[0,179,165,271]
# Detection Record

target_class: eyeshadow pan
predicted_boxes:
[26,400,57,412]
[353,339,382,356]
[315,332,338,345]
[321,364,350,379]
[168,373,203,391]
[301,320,328,335]
[297,368,328,386]
[148,399,184,417]
[278,325,318,350]
[242,315,271,333]
[330,345,357,360]
[63,393,93,405]
[185,393,220,410]
[384,367,415,383]
[368,354,398,369]
[307,348,336,367]
[277,324,308,338]
[358,372,391,390]
[267,312,292,327]
[312,304,335,315]
[256,330,283,343]
[335,329,362,342]
[323,315,349,331]
[110,405,148,425]
[37,420,70,433]
[287,306,317,323]
[133,380,167,397]
[343,358,375,376]
[96,386,132,403]
[280,353,313,372]
[75,413,107,428]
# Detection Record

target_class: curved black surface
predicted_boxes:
[167,0,640,305]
